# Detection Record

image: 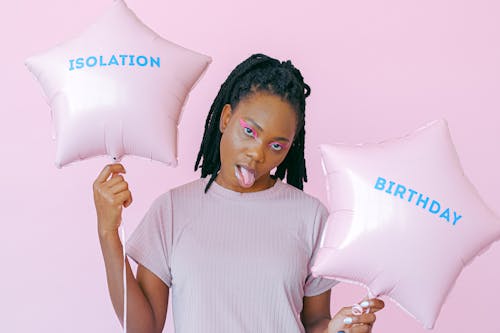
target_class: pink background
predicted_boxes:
[2,0,499,332]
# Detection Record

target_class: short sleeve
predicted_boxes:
[304,201,340,297]
[126,191,173,287]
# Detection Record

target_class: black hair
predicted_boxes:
[194,53,311,193]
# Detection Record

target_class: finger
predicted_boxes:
[352,313,376,326]
[351,324,371,333]
[343,313,375,327]
[124,191,133,208]
[109,181,128,194]
[357,298,385,313]
[368,298,385,313]
[340,306,357,316]
[106,174,125,187]
[95,164,125,184]
[115,190,132,207]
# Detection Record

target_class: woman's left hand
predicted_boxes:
[326,298,385,333]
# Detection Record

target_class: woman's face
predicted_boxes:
[216,91,298,192]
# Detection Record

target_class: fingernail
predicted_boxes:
[337,331,346,333]
[343,317,353,325]
[361,300,370,308]
[351,304,363,315]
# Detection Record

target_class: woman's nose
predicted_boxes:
[246,143,265,163]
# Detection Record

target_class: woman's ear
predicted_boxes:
[219,104,233,133]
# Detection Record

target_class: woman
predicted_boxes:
[94,54,384,333]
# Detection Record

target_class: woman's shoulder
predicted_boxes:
[170,177,206,193]
[276,180,328,212]
[166,178,212,206]
[148,178,206,207]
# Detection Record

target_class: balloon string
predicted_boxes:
[119,223,127,333]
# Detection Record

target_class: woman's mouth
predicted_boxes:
[234,165,256,188]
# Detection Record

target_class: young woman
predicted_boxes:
[94,54,385,333]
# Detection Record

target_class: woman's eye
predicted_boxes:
[243,127,255,137]
[270,143,283,151]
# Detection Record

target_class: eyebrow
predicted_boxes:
[245,118,291,142]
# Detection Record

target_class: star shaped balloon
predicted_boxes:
[311,119,500,329]
[25,0,211,167]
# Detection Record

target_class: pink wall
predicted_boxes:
[2,0,499,332]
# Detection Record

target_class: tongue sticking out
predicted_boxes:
[237,165,255,188]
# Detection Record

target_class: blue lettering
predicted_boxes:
[374,177,386,191]
[385,181,395,194]
[108,55,119,66]
[119,54,128,66]
[75,58,84,69]
[416,194,429,209]
[394,184,406,199]
[373,176,461,228]
[86,56,97,67]
[429,200,440,214]
[99,55,107,66]
[150,56,160,68]
[407,189,417,203]
[137,55,148,66]
[67,55,163,71]
[439,208,450,222]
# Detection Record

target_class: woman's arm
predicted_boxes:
[94,163,168,333]
[99,231,168,333]
[301,290,331,333]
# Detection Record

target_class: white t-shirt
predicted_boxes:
[126,177,339,333]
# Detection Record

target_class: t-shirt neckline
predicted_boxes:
[204,176,283,200]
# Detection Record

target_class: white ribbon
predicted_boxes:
[119,224,127,333]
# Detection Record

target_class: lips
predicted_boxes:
[234,164,256,188]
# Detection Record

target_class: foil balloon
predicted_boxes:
[311,119,500,329]
[25,0,211,167]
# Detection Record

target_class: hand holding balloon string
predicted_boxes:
[327,297,385,333]
[93,163,132,238]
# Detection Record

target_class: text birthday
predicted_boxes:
[374,176,462,226]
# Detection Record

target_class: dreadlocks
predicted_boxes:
[194,53,311,193]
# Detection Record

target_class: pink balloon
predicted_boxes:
[311,119,500,329]
[25,0,211,168]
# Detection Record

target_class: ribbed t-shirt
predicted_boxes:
[126,177,339,333]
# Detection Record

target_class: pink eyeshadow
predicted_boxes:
[239,119,258,138]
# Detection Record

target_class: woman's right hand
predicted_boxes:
[326,298,385,333]
[93,163,133,237]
